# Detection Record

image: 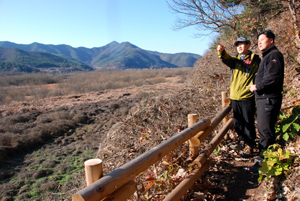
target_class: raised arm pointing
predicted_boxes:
[217,42,225,52]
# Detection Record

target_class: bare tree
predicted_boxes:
[167,0,243,36]
[167,0,286,37]
[286,0,300,63]
[168,0,299,63]
[287,0,299,44]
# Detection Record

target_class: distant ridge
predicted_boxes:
[0,47,93,73]
[0,41,201,73]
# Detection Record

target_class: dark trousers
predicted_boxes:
[256,95,282,152]
[231,96,256,147]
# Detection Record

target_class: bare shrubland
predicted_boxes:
[0,68,190,104]
[0,68,189,162]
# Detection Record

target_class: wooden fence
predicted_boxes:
[72,92,232,201]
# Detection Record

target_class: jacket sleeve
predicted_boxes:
[218,50,236,68]
[256,51,283,92]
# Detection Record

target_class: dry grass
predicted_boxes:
[0,68,190,162]
[0,73,60,87]
[0,109,79,161]
[0,68,190,104]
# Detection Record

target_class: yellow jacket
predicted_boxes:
[218,50,260,101]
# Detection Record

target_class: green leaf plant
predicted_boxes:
[213,145,221,155]
[258,144,297,182]
[275,105,300,142]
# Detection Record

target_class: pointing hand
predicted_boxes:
[217,42,224,52]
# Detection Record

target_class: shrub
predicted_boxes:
[0,68,190,104]
[0,133,13,146]
[72,113,89,124]
[37,120,76,138]
[40,181,59,192]
[259,144,296,182]
[7,90,25,102]
[0,73,60,86]
[276,105,300,142]
[32,169,54,179]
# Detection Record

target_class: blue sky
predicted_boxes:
[0,0,214,55]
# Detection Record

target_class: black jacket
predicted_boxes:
[255,45,284,99]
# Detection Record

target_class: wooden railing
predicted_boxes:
[72,92,232,201]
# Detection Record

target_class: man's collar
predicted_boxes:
[240,50,251,60]
[262,45,276,56]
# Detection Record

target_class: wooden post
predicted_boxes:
[222,92,230,140]
[221,92,230,126]
[84,159,103,186]
[188,114,198,159]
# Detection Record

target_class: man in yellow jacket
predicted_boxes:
[217,37,261,158]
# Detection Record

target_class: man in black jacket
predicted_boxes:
[248,30,284,173]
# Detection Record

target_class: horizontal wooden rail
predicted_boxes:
[191,105,232,146]
[73,92,232,200]
[101,180,137,201]
[193,118,234,169]
[72,118,211,201]
[163,118,234,201]
[164,160,212,201]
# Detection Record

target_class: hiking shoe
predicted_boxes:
[229,141,244,151]
[237,141,245,151]
[249,161,261,174]
[253,156,263,163]
[240,144,253,158]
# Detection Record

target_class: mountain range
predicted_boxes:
[0,41,201,73]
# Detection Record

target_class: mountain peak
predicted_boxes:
[120,42,138,49]
[108,41,119,45]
